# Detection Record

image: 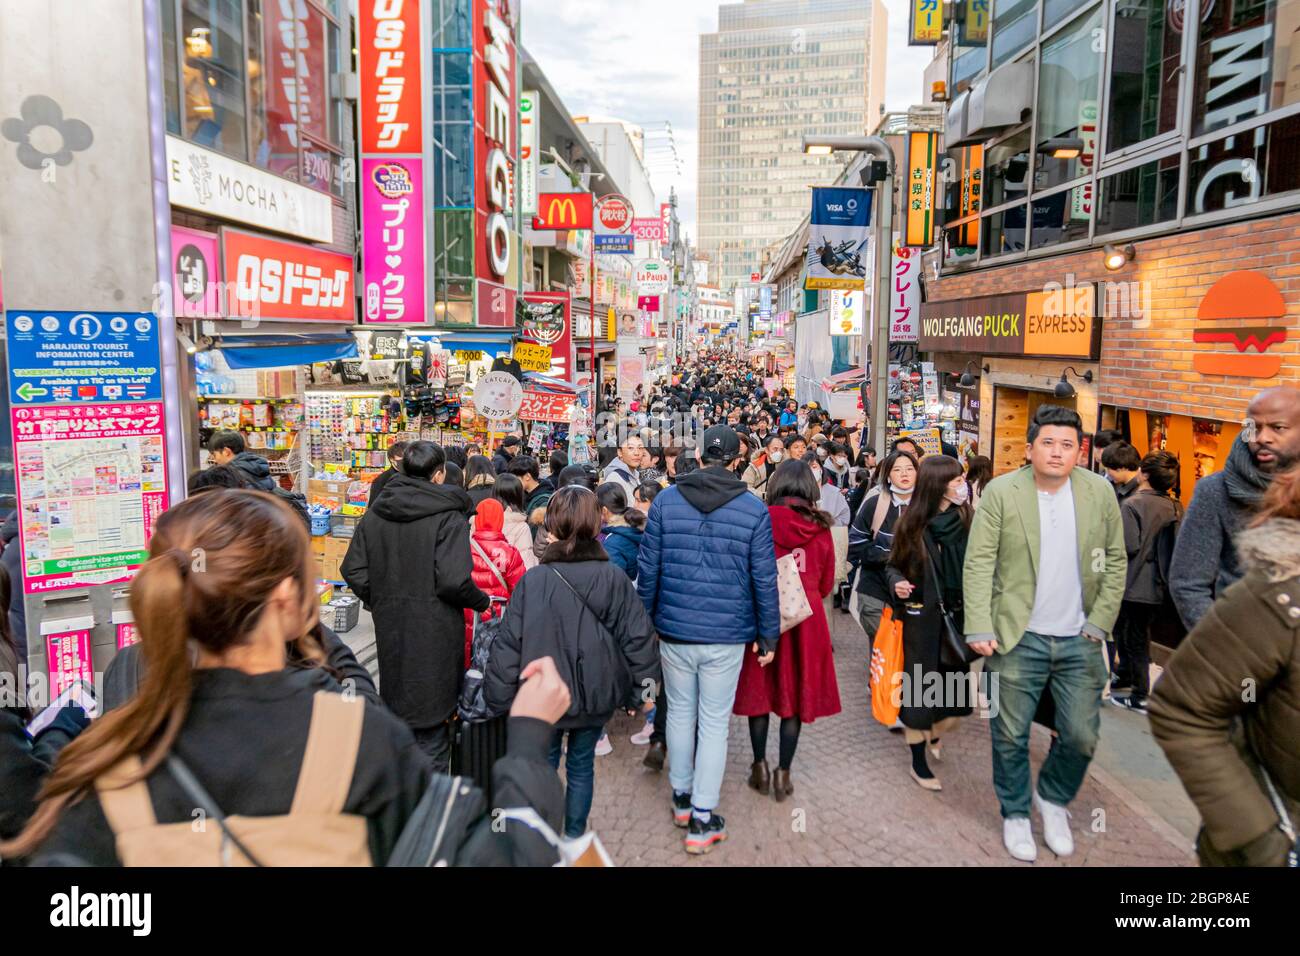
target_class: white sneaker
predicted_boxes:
[595,733,613,756]
[1034,792,1074,857]
[1003,817,1038,862]
[630,721,654,745]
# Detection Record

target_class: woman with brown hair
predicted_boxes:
[1,489,572,866]
[733,460,840,801]
[1150,462,1300,866]
[886,455,975,791]
[484,485,661,839]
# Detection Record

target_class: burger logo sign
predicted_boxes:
[1192,270,1290,378]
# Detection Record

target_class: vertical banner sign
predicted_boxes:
[804,187,873,291]
[6,310,169,594]
[1071,101,1098,221]
[475,0,517,290]
[909,0,943,44]
[360,0,427,323]
[829,291,864,336]
[263,0,329,180]
[521,291,573,379]
[965,0,990,43]
[660,203,672,257]
[906,132,938,248]
[890,243,920,342]
[959,145,983,248]
[171,226,222,319]
[520,90,539,217]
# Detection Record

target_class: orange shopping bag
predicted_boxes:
[869,605,905,726]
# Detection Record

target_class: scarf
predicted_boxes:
[1223,436,1273,507]
[926,507,968,600]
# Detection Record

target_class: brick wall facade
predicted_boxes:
[927,211,1300,424]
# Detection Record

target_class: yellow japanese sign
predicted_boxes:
[905,132,938,248]
[909,0,942,45]
[514,341,553,373]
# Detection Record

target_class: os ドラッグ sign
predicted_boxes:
[918,283,1100,359]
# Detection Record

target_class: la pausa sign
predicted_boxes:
[919,283,1100,359]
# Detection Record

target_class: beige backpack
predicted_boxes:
[96,691,371,867]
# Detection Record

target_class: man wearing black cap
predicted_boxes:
[492,435,521,475]
[637,425,781,856]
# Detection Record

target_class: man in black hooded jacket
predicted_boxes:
[343,441,491,771]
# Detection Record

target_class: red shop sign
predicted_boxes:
[221,229,354,322]
[518,390,575,423]
[359,0,425,153]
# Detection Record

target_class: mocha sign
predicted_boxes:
[919,283,1100,359]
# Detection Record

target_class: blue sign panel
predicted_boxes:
[594,234,635,254]
[6,311,162,405]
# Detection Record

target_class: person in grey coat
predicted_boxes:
[1169,387,1300,629]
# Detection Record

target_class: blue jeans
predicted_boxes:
[986,631,1109,818]
[660,641,746,811]
[548,727,603,838]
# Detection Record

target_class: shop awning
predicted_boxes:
[214,333,358,369]
[414,331,516,357]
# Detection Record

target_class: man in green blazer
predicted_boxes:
[963,405,1127,863]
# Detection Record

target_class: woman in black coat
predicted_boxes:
[342,442,491,772]
[885,455,974,792]
[484,486,661,838]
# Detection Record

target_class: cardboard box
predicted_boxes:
[308,478,350,511]
[318,534,351,582]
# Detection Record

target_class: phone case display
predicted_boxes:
[307,392,404,471]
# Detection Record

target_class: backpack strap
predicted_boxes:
[96,755,158,833]
[291,691,366,816]
[870,490,892,538]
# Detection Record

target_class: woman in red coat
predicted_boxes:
[464,499,526,667]
[734,459,841,802]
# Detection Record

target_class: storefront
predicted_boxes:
[919,283,1101,475]
[925,211,1300,494]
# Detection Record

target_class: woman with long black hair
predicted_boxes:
[886,455,975,791]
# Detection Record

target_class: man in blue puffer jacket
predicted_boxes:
[637,425,781,856]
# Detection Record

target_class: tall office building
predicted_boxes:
[698,0,888,292]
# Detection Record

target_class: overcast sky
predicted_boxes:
[522,0,934,245]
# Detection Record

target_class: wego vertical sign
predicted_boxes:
[476,0,516,283]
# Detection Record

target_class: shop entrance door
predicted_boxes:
[991,387,1077,476]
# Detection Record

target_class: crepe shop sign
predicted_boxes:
[222,230,354,322]
[519,390,575,423]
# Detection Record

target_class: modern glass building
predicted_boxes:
[698,0,889,292]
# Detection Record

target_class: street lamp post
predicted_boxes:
[802,135,896,458]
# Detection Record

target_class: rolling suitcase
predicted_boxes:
[451,715,509,806]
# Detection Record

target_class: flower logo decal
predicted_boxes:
[2,95,93,170]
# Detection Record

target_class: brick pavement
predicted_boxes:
[581,608,1196,867]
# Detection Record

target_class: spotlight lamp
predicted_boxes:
[1054,367,1094,399]
[1103,243,1135,272]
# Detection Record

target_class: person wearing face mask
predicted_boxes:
[804,452,852,617]
[884,456,975,791]
[822,442,852,492]
[847,450,920,648]
[743,433,786,500]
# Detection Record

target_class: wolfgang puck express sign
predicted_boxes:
[919,283,1100,359]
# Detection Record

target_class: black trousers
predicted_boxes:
[413,722,452,774]
[650,682,668,746]
[1115,600,1157,698]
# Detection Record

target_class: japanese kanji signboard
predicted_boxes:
[891,242,920,343]
[11,402,169,595]
[905,132,938,248]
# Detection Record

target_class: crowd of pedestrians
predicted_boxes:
[2,349,1298,868]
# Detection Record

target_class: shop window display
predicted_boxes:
[180,0,248,157]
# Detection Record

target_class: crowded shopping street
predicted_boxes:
[1,0,1298,936]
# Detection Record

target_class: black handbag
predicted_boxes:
[925,539,978,669]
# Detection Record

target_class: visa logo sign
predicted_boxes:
[827,205,845,211]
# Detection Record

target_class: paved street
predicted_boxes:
[584,608,1197,867]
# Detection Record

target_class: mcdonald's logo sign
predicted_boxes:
[533,192,593,230]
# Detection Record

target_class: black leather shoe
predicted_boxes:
[643,740,666,771]
[748,759,771,794]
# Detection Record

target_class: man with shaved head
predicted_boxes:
[1170,386,1300,629]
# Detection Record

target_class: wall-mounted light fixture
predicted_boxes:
[1103,243,1135,272]
[1054,367,1094,399]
